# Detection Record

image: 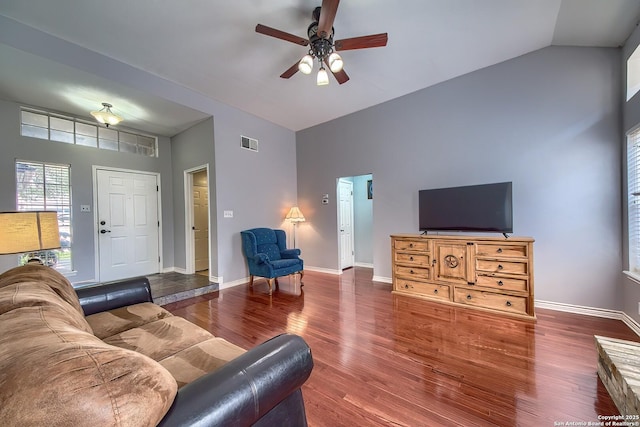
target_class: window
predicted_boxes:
[628,45,640,101]
[20,108,157,157]
[16,161,73,273]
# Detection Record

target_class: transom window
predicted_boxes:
[20,108,157,157]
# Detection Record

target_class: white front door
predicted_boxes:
[338,179,355,269]
[193,183,209,271]
[96,169,160,282]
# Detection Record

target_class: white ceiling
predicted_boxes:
[0,0,638,135]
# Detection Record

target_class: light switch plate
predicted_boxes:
[224,210,233,218]
[80,205,91,212]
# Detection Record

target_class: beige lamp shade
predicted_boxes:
[0,211,60,254]
[285,206,306,223]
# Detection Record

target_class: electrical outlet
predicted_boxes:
[80,205,91,212]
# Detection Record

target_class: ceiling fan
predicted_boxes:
[255,0,388,86]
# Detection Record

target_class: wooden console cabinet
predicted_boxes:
[391,234,535,319]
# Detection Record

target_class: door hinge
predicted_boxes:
[156,185,159,191]
[158,256,161,262]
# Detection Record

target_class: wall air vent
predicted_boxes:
[241,135,258,152]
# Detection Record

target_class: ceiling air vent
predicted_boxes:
[241,135,258,152]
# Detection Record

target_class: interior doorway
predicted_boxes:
[336,174,374,271]
[184,165,210,276]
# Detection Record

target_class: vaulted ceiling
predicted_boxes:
[0,0,639,135]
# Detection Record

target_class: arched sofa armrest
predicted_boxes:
[158,333,313,427]
[75,277,153,316]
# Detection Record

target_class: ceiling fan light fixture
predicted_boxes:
[328,52,343,73]
[298,55,314,75]
[90,102,122,127]
[316,66,329,86]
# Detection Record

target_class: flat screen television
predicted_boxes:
[419,182,513,233]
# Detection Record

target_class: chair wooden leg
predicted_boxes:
[249,275,254,287]
[267,278,275,295]
[275,277,280,288]
[299,270,304,280]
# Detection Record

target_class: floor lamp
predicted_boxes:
[285,206,305,248]
[0,211,60,265]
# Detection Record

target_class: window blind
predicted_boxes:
[629,128,640,273]
[15,161,72,272]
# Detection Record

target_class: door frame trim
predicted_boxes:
[92,165,163,282]
[184,164,211,275]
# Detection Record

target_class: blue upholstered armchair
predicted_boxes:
[241,228,304,295]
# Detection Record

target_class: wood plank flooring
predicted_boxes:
[163,267,639,426]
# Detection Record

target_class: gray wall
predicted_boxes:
[170,117,216,275]
[622,24,640,322]
[297,46,622,309]
[353,174,373,265]
[212,108,297,285]
[0,98,175,283]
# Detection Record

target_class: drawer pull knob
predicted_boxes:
[506,301,512,307]
[409,243,414,248]
[497,280,504,286]
[404,284,409,289]
[497,248,503,253]
[434,289,438,294]
[410,269,414,274]
[497,264,504,270]
[466,294,472,300]
[409,256,414,261]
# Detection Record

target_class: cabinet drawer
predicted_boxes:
[475,243,528,259]
[476,259,528,275]
[395,252,431,267]
[394,240,429,252]
[395,279,450,301]
[476,275,528,292]
[453,288,528,316]
[395,265,431,280]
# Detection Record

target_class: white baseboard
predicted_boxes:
[373,275,392,284]
[305,266,342,275]
[355,262,374,268]
[219,277,248,290]
[173,267,187,274]
[536,299,640,337]
[162,266,175,273]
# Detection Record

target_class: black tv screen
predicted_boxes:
[419,182,513,233]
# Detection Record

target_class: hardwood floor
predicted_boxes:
[163,267,639,426]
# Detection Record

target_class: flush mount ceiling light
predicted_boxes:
[256,1,388,86]
[90,102,123,127]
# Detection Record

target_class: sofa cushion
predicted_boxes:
[0,304,177,427]
[159,337,246,388]
[0,264,85,317]
[86,302,173,339]
[102,316,214,362]
[0,281,92,334]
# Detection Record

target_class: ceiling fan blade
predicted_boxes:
[334,33,388,51]
[256,24,309,46]
[317,0,340,39]
[324,58,349,84]
[280,61,301,79]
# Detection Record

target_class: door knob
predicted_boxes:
[100,220,106,225]
[100,229,111,234]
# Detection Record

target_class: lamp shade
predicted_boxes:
[285,206,306,223]
[0,211,60,254]
[298,55,314,75]
[90,103,123,127]
[316,67,329,86]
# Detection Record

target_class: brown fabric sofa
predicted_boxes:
[0,265,313,426]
